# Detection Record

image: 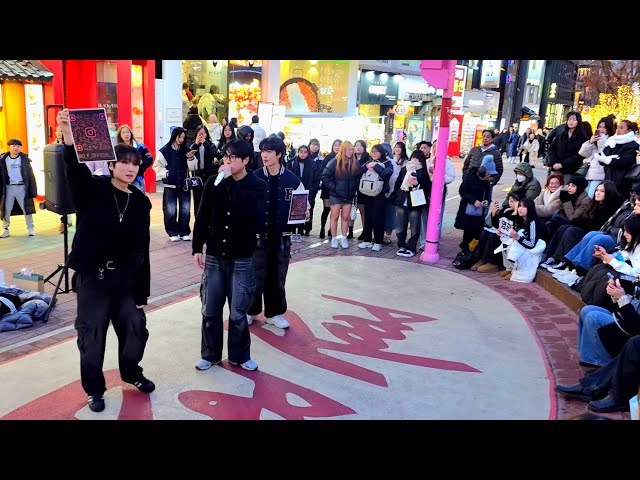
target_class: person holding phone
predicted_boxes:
[187,125,219,217]
[153,127,195,242]
[578,116,614,198]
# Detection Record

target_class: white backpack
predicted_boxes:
[359,169,384,197]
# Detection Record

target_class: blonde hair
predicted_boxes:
[335,140,359,176]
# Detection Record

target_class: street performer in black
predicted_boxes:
[57,109,155,413]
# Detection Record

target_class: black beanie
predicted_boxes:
[570,175,588,195]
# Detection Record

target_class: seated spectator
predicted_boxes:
[544,175,591,240]
[471,191,522,273]
[541,180,621,285]
[535,173,564,219]
[555,185,640,274]
[502,197,549,282]
[501,162,541,209]
[555,333,640,413]
[580,216,640,309]
[575,275,640,368]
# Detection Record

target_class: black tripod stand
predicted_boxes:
[42,213,72,323]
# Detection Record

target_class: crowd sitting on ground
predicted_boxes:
[453,111,640,415]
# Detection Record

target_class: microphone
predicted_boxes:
[214,171,225,186]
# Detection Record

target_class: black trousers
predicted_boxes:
[295,197,315,235]
[474,229,503,264]
[75,269,149,396]
[460,229,481,252]
[248,236,291,318]
[191,170,214,218]
[553,226,587,261]
[362,194,386,244]
[545,213,572,247]
[581,335,640,403]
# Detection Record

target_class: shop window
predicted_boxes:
[182,60,229,121]
[228,60,262,125]
[96,62,118,141]
[280,60,351,114]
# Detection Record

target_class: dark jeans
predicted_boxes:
[396,207,422,253]
[545,222,573,256]
[200,255,255,364]
[580,335,640,403]
[162,186,191,237]
[249,236,291,318]
[362,194,386,244]
[75,270,149,396]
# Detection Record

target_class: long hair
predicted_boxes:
[116,124,138,146]
[164,127,186,149]
[335,140,359,176]
[586,180,620,218]
[518,197,537,223]
[621,215,640,252]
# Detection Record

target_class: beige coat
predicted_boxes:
[534,188,562,218]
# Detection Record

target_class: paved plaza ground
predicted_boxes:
[0,159,629,419]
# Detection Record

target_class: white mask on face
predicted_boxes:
[516,174,526,183]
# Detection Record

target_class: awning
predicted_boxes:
[0,60,53,82]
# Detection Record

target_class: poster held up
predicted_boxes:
[288,190,309,224]
[68,108,116,163]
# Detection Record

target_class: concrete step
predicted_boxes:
[534,268,585,315]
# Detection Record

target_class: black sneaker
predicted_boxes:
[131,377,156,394]
[88,395,105,412]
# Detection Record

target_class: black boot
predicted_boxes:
[319,227,325,239]
[357,232,365,240]
[347,226,354,239]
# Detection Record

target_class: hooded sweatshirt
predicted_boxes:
[502,162,541,208]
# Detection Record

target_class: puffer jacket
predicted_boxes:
[502,162,541,208]
[322,157,366,203]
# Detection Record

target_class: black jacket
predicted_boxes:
[63,146,151,305]
[454,167,493,231]
[322,158,365,204]
[288,156,321,198]
[392,167,431,209]
[188,140,220,181]
[192,170,267,259]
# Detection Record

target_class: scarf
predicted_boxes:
[605,131,636,149]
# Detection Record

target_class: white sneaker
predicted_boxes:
[265,314,290,329]
[0,229,9,238]
[231,359,258,371]
[552,268,573,278]
[358,241,373,249]
[195,359,221,370]
[371,243,382,252]
[330,237,339,248]
[181,235,191,241]
[169,235,181,242]
[341,237,349,249]
[246,314,257,326]
[28,229,35,236]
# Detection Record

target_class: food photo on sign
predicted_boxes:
[279,78,319,113]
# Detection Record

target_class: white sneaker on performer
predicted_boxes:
[371,243,382,252]
[358,241,372,249]
[169,235,181,242]
[265,314,290,329]
[246,314,257,326]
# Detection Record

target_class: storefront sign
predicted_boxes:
[24,84,45,195]
[359,71,399,105]
[166,108,183,123]
[451,66,467,114]
[480,60,501,89]
[447,114,464,157]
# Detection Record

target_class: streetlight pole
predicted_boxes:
[419,60,457,263]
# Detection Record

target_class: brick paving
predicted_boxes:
[0,159,630,419]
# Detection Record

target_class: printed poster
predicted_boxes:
[288,190,309,224]
[68,108,116,163]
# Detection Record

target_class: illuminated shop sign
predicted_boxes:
[359,71,399,105]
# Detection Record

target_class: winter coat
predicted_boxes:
[502,162,541,208]
[558,190,591,221]
[0,152,37,220]
[601,134,640,196]
[288,156,321,198]
[578,135,608,181]
[534,189,562,219]
[322,157,365,204]
[546,126,589,176]
[393,166,431,209]
[521,138,539,162]
[454,167,493,231]
[462,144,503,185]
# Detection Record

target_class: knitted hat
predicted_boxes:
[479,154,498,175]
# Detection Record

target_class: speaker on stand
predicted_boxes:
[41,143,75,322]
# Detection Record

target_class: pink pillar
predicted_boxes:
[419,60,457,263]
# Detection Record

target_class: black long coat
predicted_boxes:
[0,152,37,219]
[454,167,493,231]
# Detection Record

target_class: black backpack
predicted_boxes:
[452,251,476,270]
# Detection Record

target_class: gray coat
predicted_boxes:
[0,152,37,219]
